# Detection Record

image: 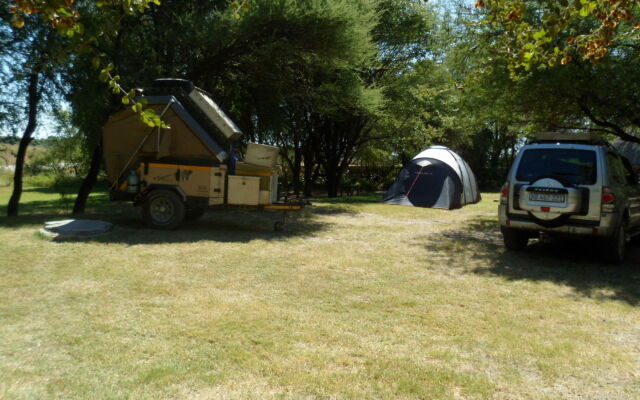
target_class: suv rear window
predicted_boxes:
[516,148,597,185]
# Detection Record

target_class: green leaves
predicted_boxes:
[479,0,638,74]
[230,0,251,18]
[96,0,163,14]
[140,108,169,128]
[96,61,168,128]
[532,29,546,41]
[578,0,597,17]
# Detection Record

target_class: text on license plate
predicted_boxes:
[529,193,565,202]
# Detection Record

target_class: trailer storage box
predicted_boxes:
[140,162,227,200]
[259,190,271,205]
[244,143,279,168]
[228,175,261,205]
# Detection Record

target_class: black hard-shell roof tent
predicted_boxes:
[383,146,481,209]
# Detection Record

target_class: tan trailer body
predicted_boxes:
[103,99,279,208]
[137,162,227,206]
[102,79,301,230]
[103,105,226,185]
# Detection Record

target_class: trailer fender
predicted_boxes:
[137,184,188,205]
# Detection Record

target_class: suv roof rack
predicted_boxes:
[528,132,609,145]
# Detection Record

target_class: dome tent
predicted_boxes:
[383,146,481,209]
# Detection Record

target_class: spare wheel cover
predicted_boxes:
[527,175,572,228]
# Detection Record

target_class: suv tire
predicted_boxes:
[142,189,186,230]
[601,221,627,264]
[501,227,529,250]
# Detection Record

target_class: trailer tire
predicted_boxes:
[142,189,186,230]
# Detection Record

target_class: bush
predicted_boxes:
[24,173,57,188]
[24,155,49,176]
[0,168,11,187]
[50,175,81,213]
[342,165,400,194]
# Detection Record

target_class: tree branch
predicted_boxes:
[578,102,640,144]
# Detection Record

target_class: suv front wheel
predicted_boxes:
[501,227,529,251]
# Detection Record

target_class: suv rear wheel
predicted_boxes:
[501,227,529,250]
[601,221,627,264]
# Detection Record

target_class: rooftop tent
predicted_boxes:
[146,79,243,151]
[383,146,481,209]
[103,79,241,184]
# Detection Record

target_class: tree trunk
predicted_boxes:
[305,164,321,197]
[73,142,103,215]
[325,174,340,198]
[317,117,367,198]
[327,186,339,197]
[7,73,41,217]
[288,155,302,195]
[302,146,316,197]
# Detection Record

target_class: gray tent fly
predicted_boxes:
[383,146,481,209]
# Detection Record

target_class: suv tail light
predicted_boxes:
[602,187,616,212]
[500,182,509,204]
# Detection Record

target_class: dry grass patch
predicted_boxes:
[1,188,639,399]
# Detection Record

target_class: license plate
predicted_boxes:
[529,193,565,203]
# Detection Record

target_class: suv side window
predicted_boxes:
[607,152,626,184]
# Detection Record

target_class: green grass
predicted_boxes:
[1,186,639,399]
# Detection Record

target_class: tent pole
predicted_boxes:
[405,165,425,197]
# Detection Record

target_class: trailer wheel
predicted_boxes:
[142,189,186,230]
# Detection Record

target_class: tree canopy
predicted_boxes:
[477,0,640,71]
[3,0,640,212]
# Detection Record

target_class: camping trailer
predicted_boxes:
[103,79,302,230]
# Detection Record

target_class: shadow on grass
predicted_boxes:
[0,200,77,222]
[0,195,114,226]
[69,206,347,244]
[17,187,53,194]
[424,218,640,305]
[20,180,109,195]
[1,195,356,244]
[312,192,384,205]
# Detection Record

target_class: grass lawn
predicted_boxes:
[1,184,639,399]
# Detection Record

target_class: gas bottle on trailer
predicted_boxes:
[126,170,140,193]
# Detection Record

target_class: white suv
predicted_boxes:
[498,133,640,263]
